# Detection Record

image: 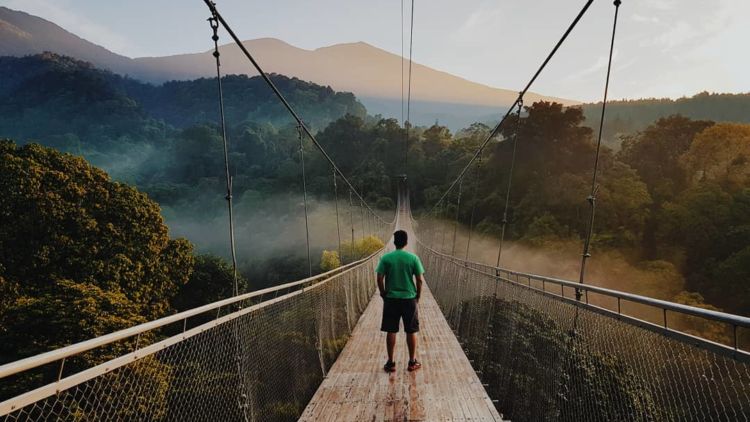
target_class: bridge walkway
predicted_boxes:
[299,202,503,421]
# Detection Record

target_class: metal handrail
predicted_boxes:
[416,237,750,351]
[0,249,383,380]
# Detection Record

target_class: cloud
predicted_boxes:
[631,14,659,24]
[564,50,620,83]
[2,0,140,56]
[646,0,678,11]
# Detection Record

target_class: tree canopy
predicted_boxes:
[0,140,195,365]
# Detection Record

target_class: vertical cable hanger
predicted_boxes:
[465,155,483,262]
[332,168,343,262]
[208,12,250,421]
[298,125,312,277]
[577,0,622,300]
[451,178,464,256]
[440,200,448,253]
[208,14,240,298]
[359,195,366,240]
[496,96,523,268]
[404,0,415,172]
[400,0,405,130]
[348,189,355,260]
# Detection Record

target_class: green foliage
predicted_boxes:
[672,291,731,343]
[582,91,750,144]
[618,115,714,201]
[172,254,248,312]
[319,250,342,272]
[521,214,569,246]
[0,140,194,399]
[474,297,659,421]
[682,123,750,190]
[340,236,385,262]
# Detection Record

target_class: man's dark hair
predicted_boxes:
[394,230,408,249]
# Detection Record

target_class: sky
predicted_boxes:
[2,0,749,102]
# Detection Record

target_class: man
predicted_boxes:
[376,230,425,372]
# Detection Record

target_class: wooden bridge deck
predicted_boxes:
[299,286,503,421]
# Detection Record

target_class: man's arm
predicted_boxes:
[415,274,424,302]
[377,274,386,298]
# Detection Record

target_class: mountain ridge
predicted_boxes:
[0,6,576,130]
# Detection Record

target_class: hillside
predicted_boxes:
[0,6,574,129]
[132,38,574,108]
[0,53,365,142]
[582,92,750,145]
[0,6,142,75]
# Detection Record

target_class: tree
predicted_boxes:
[421,123,451,157]
[320,250,342,271]
[618,115,713,201]
[681,122,750,190]
[0,140,194,376]
[171,254,248,312]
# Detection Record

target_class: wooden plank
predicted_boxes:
[299,214,504,422]
[299,285,504,421]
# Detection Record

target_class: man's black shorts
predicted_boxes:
[381,297,419,333]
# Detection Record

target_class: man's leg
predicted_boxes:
[406,332,417,361]
[381,298,399,369]
[405,298,420,367]
[386,332,397,362]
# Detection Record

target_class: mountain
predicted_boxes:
[0,6,575,130]
[0,53,365,150]
[134,38,579,130]
[132,38,573,107]
[0,6,144,76]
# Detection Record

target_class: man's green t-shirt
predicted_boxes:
[375,249,425,299]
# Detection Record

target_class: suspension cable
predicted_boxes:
[208,15,240,298]
[404,0,415,172]
[202,0,389,226]
[298,125,312,277]
[332,169,343,261]
[496,97,524,267]
[577,0,622,300]
[425,0,594,217]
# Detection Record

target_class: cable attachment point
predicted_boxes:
[208,16,219,31]
[588,184,600,204]
[614,0,621,7]
[208,15,221,61]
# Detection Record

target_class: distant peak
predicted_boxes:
[243,37,294,47]
[316,41,378,51]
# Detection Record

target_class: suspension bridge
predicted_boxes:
[2,0,750,421]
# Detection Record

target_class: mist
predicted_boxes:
[420,218,684,298]
[162,192,380,283]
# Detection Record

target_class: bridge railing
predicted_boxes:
[0,250,382,421]
[417,240,750,421]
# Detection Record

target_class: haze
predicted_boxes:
[1,0,748,102]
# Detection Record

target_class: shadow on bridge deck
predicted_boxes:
[300,198,503,421]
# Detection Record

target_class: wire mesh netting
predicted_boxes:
[1,256,378,422]
[418,243,750,422]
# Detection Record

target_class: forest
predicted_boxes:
[1,52,750,376]
[581,91,750,148]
